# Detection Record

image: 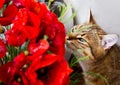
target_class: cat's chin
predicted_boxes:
[65,45,74,54]
[65,44,74,60]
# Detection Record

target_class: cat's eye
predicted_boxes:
[72,28,74,32]
[78,38,86,42]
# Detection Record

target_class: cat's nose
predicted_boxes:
[65,36,69,40]
[65,36,70,44]
[66,34,77,40]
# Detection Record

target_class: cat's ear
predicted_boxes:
[101,34,119,49]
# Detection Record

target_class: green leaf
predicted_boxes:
[70,56,89,67]
[69,49,89,67]
[48,0,54,9]
[58,4,67,21]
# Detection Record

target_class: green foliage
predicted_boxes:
[69,55,89,67]
[69,55,83,85]
[58,4,67,21]
[47,0,54,9]
[0,80,4,85]
[1,41,29,64]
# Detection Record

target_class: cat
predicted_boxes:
[66,24,120,85]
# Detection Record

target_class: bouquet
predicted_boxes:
[0,0,72,85]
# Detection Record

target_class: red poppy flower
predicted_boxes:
[42,11,58,25]
[0,62,13,83]
[11,71,29,85]
[12,8,41,40]
[13,52,27,69]
[37,10,66,58]
[13,8,28,27]
[13,0,48,16]
[0,1,71,85]
[42,12,58,40]
[25,54,72,85]
[22,26,40,40]
[0,39,6,58]
[0,62,29,85]
[12,0,35,8]
[13,8,40,27]
[28,38,49,57]
[5,8,31,46]
[0,0,5,9]
[0,52,29,84]
[27,11,40,27]
[36,3,48,18]
[46,60,72,85]
[45,19,66,57]
[29,1,42,15]
[0,4,18,26]
[49,31,65,56]
[5,28,27,46]
[36,8,66,56]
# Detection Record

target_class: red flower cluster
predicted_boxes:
[0,39,6,58]
[0,0,72,85]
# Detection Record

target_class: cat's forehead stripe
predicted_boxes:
[71,24,97,33]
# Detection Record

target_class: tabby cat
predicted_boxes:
[66,24,120,85]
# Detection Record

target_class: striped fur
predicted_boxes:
[66,24,120,85]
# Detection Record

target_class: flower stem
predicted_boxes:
[44,35,48,40]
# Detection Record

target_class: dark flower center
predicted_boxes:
[36,68,48,81]
[14,74,22,84]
